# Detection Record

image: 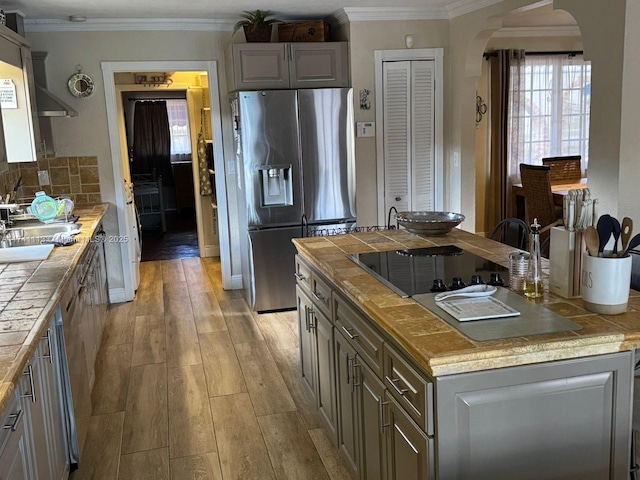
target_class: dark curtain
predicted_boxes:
[132,101,173,185]
[487,50,524,230]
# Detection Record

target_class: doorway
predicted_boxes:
[102,60,230,303]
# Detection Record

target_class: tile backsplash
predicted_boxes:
[0,156,102,205]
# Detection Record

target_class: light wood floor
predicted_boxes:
[71,258,355,480]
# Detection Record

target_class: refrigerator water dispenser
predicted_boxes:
[259,165,293,206]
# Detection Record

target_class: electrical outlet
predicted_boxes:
[453,152,460,168]
[38,170,50,185]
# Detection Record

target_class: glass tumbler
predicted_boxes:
[509,251,530,293]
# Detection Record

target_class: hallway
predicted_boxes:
[72,258,354,479]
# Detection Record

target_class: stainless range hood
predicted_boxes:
[32,52,77,118]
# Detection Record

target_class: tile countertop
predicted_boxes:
[0,204,108,414]
[292,228,640,378]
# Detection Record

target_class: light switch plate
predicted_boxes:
[38,170,50,185]
[356,122,375,137]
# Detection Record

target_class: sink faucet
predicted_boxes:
[387,206,398,230]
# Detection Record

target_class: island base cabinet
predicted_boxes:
[335,329,360,475]
[435,352,633,480]
[357,359,386,480]
[0,394,34,480]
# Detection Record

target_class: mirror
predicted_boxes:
[68,72,94,98]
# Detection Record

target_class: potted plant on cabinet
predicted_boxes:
[233,10,280,42]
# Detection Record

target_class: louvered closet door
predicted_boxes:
[382,60,435,216]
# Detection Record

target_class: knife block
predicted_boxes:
[549,227,583,298]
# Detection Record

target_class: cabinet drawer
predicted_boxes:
[295,255,312,293]
[311,272,332,317]
[334,294,383,376]
[383,344,434,436]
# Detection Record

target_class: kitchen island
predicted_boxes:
[293,228,639,480]
[0,203,108,478]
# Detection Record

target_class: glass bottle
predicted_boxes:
[524,218,544,299]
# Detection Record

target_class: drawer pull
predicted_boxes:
[3,410,23,431]
[311,291,324,302]
[294,272,306,281]
[21,365,36,403]
[42,329,52,364]
[341,325,359,340]
[386,375,409,396]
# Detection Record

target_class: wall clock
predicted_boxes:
[68,65,95,98]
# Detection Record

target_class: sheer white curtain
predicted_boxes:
[165,99,191,161]
[508,54,591,182]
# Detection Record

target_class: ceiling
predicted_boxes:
[3,0,500,23]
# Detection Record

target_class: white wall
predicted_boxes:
[25,30,241,291]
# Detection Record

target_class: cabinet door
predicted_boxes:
[335,328,359,475]
[289,43,349,88]
[314,308,337,444]
[26,347,51,480]
[232,43,289,90]
[20,46,42,160]
[297,287,316,397]
[356,358,386,480]
[385,395,432,480]
[0,396,32,480]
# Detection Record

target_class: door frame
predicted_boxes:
[102,60,230,301]
[374,48,444,226]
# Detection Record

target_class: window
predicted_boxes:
[509,54,591,174]
[166,99,191,160]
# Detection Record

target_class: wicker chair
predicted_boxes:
[519,164,563,254]
[541,155,582,183]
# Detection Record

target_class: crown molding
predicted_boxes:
[24,17,234,33]
[340,7,449,22]
[492,25,581,38]
[446,0,504,18]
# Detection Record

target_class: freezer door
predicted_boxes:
[247,227,299,312]
[298,88,356,223]
[238,90,303,227]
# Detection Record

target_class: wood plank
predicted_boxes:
[74,412,124,479]
[308,428,357,480]
[102,302,136,346]
[253,310,299,351]
[170,453,222,480]
[167,364,217,458]
[166,314,202,368]
[118,447,170,480]
[136,264,165,316]
[132,314,167,366]
[221,298,264,344]
[204,257,243,301]
[191,290,227,334]
[199,331,247,397]
[270,347,324,430]
[122,363,169,454]
[182,258,215,294]
[162,259,186,284]
[140,261,162,289]
[164,281,194,318]
[91,343,132,415]
[258,412,330,480]
[235,341,296,416]
[210,393,276,480]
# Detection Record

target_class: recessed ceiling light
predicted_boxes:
[68,15,87,22]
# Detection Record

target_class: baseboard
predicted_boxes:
[108,287,129,304]
[204,245,220,257]
[227,273,243,290]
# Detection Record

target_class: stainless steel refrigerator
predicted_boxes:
[233,88,356,312]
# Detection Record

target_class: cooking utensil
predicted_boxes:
[622,233,640,257]
[611,216,621,255]
[621,217,633,253]
[591,198,598,227]
[596,214,613,254]
[584,226,600,257]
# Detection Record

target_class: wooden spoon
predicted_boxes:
[621,217,633,253]
[584,226,600,257]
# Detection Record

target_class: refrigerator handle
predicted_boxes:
[301,213,308,238]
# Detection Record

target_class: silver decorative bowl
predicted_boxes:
[396,211,465,235]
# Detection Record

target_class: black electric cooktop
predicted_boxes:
[348,245,510,298]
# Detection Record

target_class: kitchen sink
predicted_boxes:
[1,223,82,247]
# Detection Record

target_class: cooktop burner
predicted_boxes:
[348,245,510,298]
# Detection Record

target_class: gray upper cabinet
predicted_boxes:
[230,42,349,91]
